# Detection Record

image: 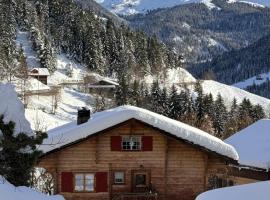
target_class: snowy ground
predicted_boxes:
[0,176,64,200]
[196,181,270,200]
[25,87,93,131]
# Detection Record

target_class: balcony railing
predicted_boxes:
[113,192,158,200]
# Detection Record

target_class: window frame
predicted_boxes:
[121,136,142,151]
[113,171,125,185]
[74,173,95,193]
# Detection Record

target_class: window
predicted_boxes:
[122,136,141,150]
[209,175,234,189]
[75,173,94,192]
[114,172,125,184]
[135,173,147,187]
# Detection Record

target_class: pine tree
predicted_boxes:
[224,98,239,138]
[150,81,162,114]
[0,115,47,186]
[194,81,204,120]
[212,93,228,137]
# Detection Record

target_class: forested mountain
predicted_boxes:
[0,0,181,82]
[125,0,270,63]
[74,0,126,25]
[190,33,270,85]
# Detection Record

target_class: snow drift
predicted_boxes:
[0,176,64,200]
[196,181,270,200]
[0,83,33,136]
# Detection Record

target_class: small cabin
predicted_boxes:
[37,106,253,200]
[29,68,50,85]
[85,74,119,98]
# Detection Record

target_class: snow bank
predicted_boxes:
[0,83,33,136]
[196,181,270,200]
[0,176,64,200]
[225,119,270,170]
[39,105,238,160]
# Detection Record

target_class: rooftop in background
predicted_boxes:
[225,119,270,170]
[39,105,238,161]
[29,68,50,76]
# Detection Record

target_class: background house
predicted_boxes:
[29,68,50,85]
[38,106,243,200]
[225,119,270,183]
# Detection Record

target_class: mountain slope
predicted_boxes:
[191,33,270,85]
[74,0,126,25]
[94,0,270,15]
[125,0,270,63]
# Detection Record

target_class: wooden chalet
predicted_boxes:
[29,68,50,85]
[37,106,254,200]
[84,74,119,98]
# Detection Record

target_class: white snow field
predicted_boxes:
[226,119,270,170]
[25,87,93,131]
[39,105,239,161]
[0,176,64,200]
[0,83,33,136]
[94,0,269,15]
[196,181,270,200]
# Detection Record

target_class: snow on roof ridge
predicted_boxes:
[40,105,238,160]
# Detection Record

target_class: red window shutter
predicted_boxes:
[111,136,122,151]
[61,172,73,193]
[142,136,153,151]
[95,172,108,192]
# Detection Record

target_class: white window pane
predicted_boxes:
[115,172,124,183]
[85,174,94,191]
[75,174,84,191]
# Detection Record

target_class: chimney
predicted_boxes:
[77,107,90,125]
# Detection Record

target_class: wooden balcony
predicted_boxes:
[112,192,158,200]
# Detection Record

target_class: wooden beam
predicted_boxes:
[229,167,269,181]
[164,136,169,199]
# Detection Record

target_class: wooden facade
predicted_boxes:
[38,119,255,200]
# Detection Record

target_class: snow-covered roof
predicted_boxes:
[39,105,238,160]
[0,84,33,136]
[0,176,64,200]
[226,119,270,170]
[196,181,270,200]
[29,68,50,76]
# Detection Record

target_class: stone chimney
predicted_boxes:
[77,107,90,125]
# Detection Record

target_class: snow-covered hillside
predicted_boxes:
[144,68,270,111]
[233,72,270,89]
[24,54,95,131]
[200,80,270,110]
[94,0,269,15]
